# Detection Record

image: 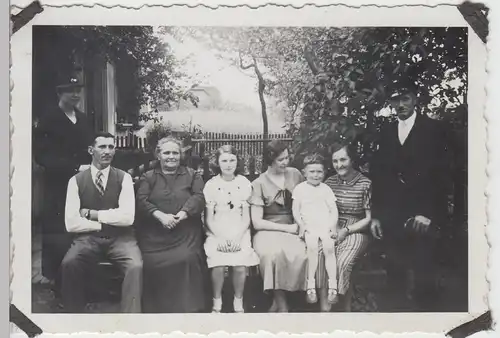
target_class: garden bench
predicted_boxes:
[92,158,385,312]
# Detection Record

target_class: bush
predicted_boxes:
[113,149,154,172]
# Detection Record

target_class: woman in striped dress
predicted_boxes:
[321,142,372,311]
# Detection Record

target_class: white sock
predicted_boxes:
[307,278,316,289]
[233,296,244,312]
[213,297,222,310]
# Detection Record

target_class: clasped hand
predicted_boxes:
[155,210,188,229]
[217,239,241,253]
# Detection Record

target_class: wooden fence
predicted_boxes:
[192,132,291,156]
[116,132,293,156]
[115,134,148,150]
[117,131,294,181]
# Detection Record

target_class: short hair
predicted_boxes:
[330,141,360,169]
[155,136,186,160]
[212,144,244,176]
[90,131,115,146]
[303,153,325,169]
[264,140,289,166]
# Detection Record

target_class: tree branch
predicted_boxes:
[239,51,256,70]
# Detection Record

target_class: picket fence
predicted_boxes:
[116,131,293,180]
[116,131,292,156]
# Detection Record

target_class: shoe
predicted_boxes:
[328,288,339,304]
[233,297,244,313]
[306,288,318,304]
[212,298,222,313]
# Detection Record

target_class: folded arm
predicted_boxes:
[65,177,101,233]
[93,173,135,226]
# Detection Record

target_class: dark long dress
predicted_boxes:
[136,166,207,313]
[33,109,92,280]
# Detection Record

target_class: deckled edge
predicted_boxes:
[7,0,483,10]
[484,0,499,336]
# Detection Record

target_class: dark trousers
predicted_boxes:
[61,233,143,313]
[41,182,71,281]
[383,226,439,310]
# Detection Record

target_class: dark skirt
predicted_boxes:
[139,220,208,313]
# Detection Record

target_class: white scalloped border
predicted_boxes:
[8,1,498,337]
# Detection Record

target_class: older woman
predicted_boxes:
[250,140,307,312]
[321,142,372,311]
[136,136,207,313]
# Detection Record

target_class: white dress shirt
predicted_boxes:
[398,111,417,145]
[65,165,135,233]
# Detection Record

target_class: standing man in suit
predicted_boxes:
[33,76,93,287]
[61,131,143,313]
[370,77,450,311]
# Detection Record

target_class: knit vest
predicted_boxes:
[75,167,132,237]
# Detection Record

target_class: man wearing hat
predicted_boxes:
[370,76,450,311]
[33,75,93,289]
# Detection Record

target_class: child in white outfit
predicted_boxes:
[292,153,339,304]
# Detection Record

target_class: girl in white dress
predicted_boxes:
[203,145,260,313]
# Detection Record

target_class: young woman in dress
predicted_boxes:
[250,140,308,312]
[203,145,260,313]
[323,142,372,311]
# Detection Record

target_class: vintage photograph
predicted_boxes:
[30,24,469,315]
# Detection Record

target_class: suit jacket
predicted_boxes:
[33,108,93,195]
[371,113,450,231]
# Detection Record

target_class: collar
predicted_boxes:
[154,165,187,176]
[398,111,417,127]
[91,164,111,178]
[335,170,361,186]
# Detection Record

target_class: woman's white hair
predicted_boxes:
[155,136,186,160]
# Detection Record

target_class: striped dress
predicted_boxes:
[317,171,371,294]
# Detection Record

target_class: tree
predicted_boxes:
[32,26,186,122]
[162,27,466,175]
[259,27,467,168]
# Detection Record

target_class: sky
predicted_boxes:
[151,29,465,132]
[158,32,287,133]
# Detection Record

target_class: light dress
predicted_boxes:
[203,174,260,268]
[250,167,308,292]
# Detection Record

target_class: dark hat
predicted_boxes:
[56,74,84,94]
[388,77,419,99]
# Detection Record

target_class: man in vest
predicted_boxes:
[370,77,450,311]
[61,131,142,313]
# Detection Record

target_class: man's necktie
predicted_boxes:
[96,171,105,195]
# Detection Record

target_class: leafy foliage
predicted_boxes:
[36,26,186,109]
[162,27,466,168]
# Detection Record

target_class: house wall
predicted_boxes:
[103,62,117,135]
